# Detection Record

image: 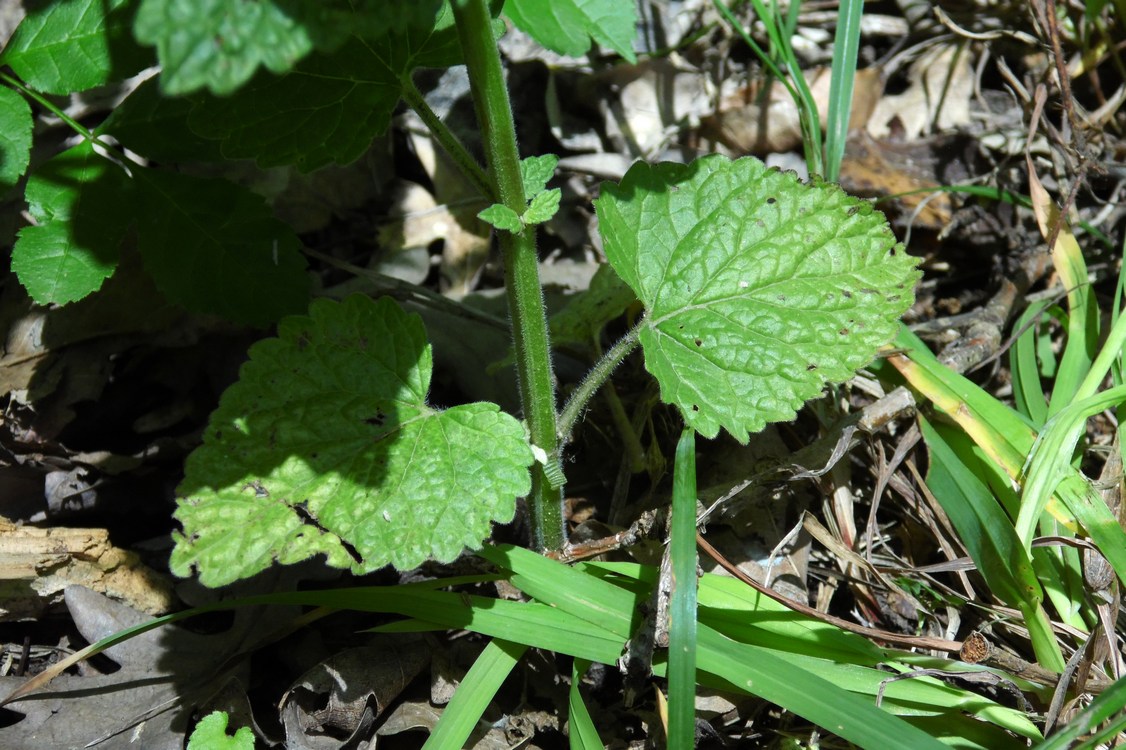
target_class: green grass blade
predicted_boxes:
[696,624,949,750]
[824,0,863,182]
[487,547,955,745]
[423,639,526,750]
[568,659,604,750]
[891,325,1126,587]
[477,544,640,637]
[920,416,1076,657]
[485,559,1042,739]
[668,427,699,748]
[1113,240,1126,386]
[919,416,1042,606]
[1010,299,1055,427]
[714,0,823,174]
[1075,306,1126,401]
[1034,179,1097,417]
[1032,675,1126,750]
[247,585,628,663]
[695,573,1039,737]
[1018,384,1126,543]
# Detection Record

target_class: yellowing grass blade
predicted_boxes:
[889,325,1126,588]
[1027,154,1097,415]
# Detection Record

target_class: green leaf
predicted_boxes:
[12,223,118,304]
[132,168,309,326]
[12,141,132,304]
[478,203,524,233]
[134,0,319,95]
[0,0,151,95]
[503,0,637,63]
[186,711,255,750]
[134,0,451,95]
[595,155,920,441]
[98,78,227,163]
[519,153,558,197]
[184,9,463,171]
[172,295,533,587]
[0,87,32,190]
[9,139,307,321]
[524,188,561,225]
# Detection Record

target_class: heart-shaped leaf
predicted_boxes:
[595,155,920,441]
[173,295,533,586]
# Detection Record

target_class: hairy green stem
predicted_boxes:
[558,322,643,447]
[452,0,564,551]
[400,76,494,201]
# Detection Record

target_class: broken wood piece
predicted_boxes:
[0,517,174,621]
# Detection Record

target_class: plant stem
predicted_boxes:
[400,76,494,201]
[452,0,564,551]
[558,322,643,446]
[1,72,96,140]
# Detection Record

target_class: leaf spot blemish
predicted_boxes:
[694,338,703,347]
[842,290,852,299]
[739,280,749,289]
[691,404,700,412]
[364,411,387,427]
[806,363,817,371]
[766,197,776,205]
[839,328,849,336]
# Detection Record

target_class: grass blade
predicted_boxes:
[713,0,823,174]
[1019,385,1126,543]
[1010,299,1055,427]
[918,416,1065,669]
[568,659,604,750]
[889,325,1126,587]
[423,639,526,750]
[477,544,640,637]
[1027,158,1098,416]
[668,427,699,748]
[1032,675,1126,750]
[824,0,864,181]
[697,624,949,749]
